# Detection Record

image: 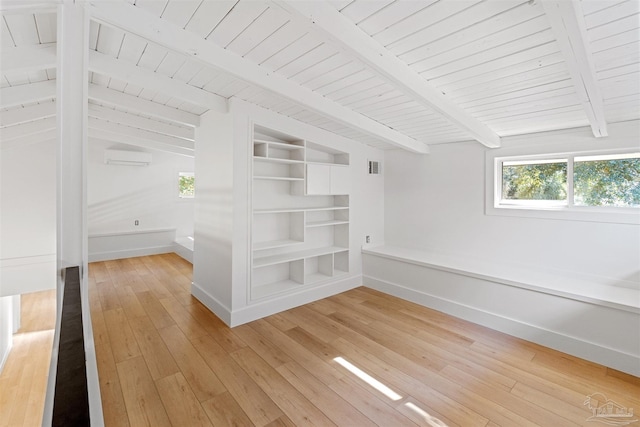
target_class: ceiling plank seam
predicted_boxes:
[274,0,501,149]
[87,0,428,154]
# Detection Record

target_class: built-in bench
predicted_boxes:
[173,236,194,263]
[362,245,639,313]
[362,245,640,376]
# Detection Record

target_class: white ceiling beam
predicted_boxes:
[0,116,56,141]
[0,44,56,73]
[88,84,199,127]
[88,117,194,151]
[0,102,56,127]
[88,104,194,140]
[276,0,501,149]
[88,0,427,154]
[89,132,194,158]
[0,0,57,14]
[0,80,56,108]
[541,0,607,137]
[89,50,227,113]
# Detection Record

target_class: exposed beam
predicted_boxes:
[0,44,57,73]
[89,50,227,112]
[88,104,194,140]
[0,116,56,141]
[276,0,501,149]
[88,0,428,154]
[88,117,194,150]
[89,131,194,157]
[0,0,57,14]
[541,0,607,137]
[0,102,56,127]
[0,80,56,108]
[88,84,200,127]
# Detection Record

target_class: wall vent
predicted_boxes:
[368,160,381,175]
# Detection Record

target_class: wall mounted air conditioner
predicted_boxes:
[104,149,152,166]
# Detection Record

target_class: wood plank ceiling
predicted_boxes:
[1,0,639,155]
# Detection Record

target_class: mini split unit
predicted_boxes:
[104,149,152,166]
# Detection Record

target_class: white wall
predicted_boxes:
[193,109,238,321]
[0,295,17,372]
[1,140,56,260]
[1,140,57,297]
[375,121,640,374]
[385,122,640,284]
[87,139,195,238]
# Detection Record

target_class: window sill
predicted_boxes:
[486,204,640,225]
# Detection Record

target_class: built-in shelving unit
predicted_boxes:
[251,125,350,301]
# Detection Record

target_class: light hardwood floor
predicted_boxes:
[89,254,639,427]
[0,289,56,427]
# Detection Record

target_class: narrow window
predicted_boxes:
[178,172,195,198]
[502,159,567,204]
[574,153,640,207]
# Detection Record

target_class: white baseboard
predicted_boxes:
[363,275,640,377]
[0,340,11,374]
[230,276,362,327]
[191,281,232,326]
[173,243,193,264]
[193,276,361,327]
[88,245,175,262]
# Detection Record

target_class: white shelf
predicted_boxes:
[254,139,304,150]
[254,156,304,165]
[306,206,349,212]
[251,126,350,301]
[253,239,303,250]
[254,176,304,181]
[251,279,301,300]
[306,161,349,167]
[304,272,333,283]
[253,246,347,268]
[306,220,349,228]
[254,206,348,214]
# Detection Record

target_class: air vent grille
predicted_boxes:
[368,160,381,175]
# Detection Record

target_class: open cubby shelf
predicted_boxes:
[251,125,351,300]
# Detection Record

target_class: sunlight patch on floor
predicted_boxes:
[405,401,449,427]
[333,356,402,401]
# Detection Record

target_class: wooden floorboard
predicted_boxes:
[85,254,639,427]
[0,290,56,427]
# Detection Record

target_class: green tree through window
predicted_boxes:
[574,157,640,207]
[178,173,195,198]
[502,161,567,201]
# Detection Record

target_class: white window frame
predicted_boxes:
[486,148,640,225]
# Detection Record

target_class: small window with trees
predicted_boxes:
[489,150,639,224]
[573,153,639,207]
[178,172,195,198]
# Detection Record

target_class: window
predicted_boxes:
[502,159,567,206]
[574,153,639,207]
[178,172,195,198]
[488,150,639,224]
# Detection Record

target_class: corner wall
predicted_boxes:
[87,139,195,261]
[376,122,640,374]
[385,122,640,283]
